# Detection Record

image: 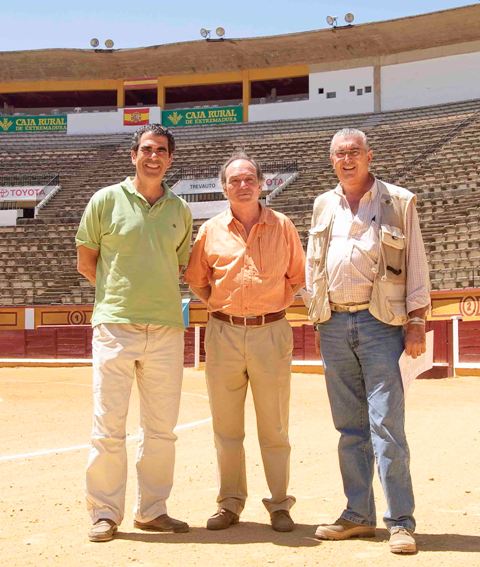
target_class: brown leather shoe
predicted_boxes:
[389,527,417,554]
[134,514,189,533]
[315,518,376,540]
[88,519,117,542]
[206,508,239,530]
[270,510,295,532]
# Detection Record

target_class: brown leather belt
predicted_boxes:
[211,310,286,326]
[330,302,370,313]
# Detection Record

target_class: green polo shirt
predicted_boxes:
[76,177,192,328]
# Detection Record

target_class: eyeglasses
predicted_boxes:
[332,149,365,160]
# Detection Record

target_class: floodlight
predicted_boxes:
[344,13,355,24]
[216,26,225,37]
[326,15,336,26]
[200,28,210,38]
[90,38,99,48]
[105,39,114,48]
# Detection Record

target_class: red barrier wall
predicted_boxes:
[1,322,474,379]
[459,320,480,362]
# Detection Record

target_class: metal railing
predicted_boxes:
[35,174,61,211]
[0,173,59,187]
[181,192,226,203]
[393,110,480,186]
[177,160,298,180]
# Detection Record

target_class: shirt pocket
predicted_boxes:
[256,228,289,276]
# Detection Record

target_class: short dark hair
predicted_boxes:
[130,124,176,154]
[219,152,264,187]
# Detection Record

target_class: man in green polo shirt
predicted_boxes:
[76,124,192,542]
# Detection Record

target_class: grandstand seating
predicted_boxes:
[1,98,479,305]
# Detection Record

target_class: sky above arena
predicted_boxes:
[1,0,474,51]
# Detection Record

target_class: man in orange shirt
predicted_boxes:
[184,153,305,533]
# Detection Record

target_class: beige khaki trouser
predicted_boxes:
[86,323,184,525]
[205,316,296,516]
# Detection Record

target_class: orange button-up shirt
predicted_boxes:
[184,206,305,316]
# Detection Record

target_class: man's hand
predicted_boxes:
[404,323,426,359]
[189,284,211,305]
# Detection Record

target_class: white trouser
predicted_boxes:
[86,323,184,525]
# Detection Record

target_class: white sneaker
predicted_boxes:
[389,527,417,554]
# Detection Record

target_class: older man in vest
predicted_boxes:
[306,128,430,554]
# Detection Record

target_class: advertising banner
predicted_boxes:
[162,106,242,128]
[0,185,58,202]
[0,116,67,133]
[173,173,291,195]
[123,108,150,126]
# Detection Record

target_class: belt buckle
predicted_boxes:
[243,315,265,326]
[348,304,368,313]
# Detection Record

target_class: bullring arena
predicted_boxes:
[1,4,480,565]
[1,367,480,566]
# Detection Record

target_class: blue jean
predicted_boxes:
[318,309,415,531]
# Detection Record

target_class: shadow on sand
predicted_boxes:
[116,525,480,552]
[115,521,321,547]
[372,528,480,552]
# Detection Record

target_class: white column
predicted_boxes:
[451,315,461,377]
[24,308,35,330]
[194,326,201,369]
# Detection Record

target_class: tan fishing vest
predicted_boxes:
[307,180,415,326]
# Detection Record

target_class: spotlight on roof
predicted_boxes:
[215,26,225,38]
[90,38,99,48]
[200,28,210,39]
[326,15,337,27]
[327,13,355,29]
[104,39,114,49]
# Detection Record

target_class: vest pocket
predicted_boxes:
[370,280,407,326]
[309,223,329,260]
[307,223,331,323]
[380,224,405,249]
[308,272,330,323]
[380,224,405,281]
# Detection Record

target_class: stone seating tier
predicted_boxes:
[1,98,479,304]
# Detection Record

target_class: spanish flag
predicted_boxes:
[124,108,150,126]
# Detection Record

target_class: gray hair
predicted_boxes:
[330,128,369,155]
[219,151,264,187]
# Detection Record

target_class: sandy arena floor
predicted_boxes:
[0,367,479,566]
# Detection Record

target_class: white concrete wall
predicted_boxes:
[189,200,228,220]
[249,100,316,121]
[309,67,374,114]
[249,67,374,121]
[382,52,480,111]
[63,51,480,129]
[67,107,161,135]
[0,210,19,226]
